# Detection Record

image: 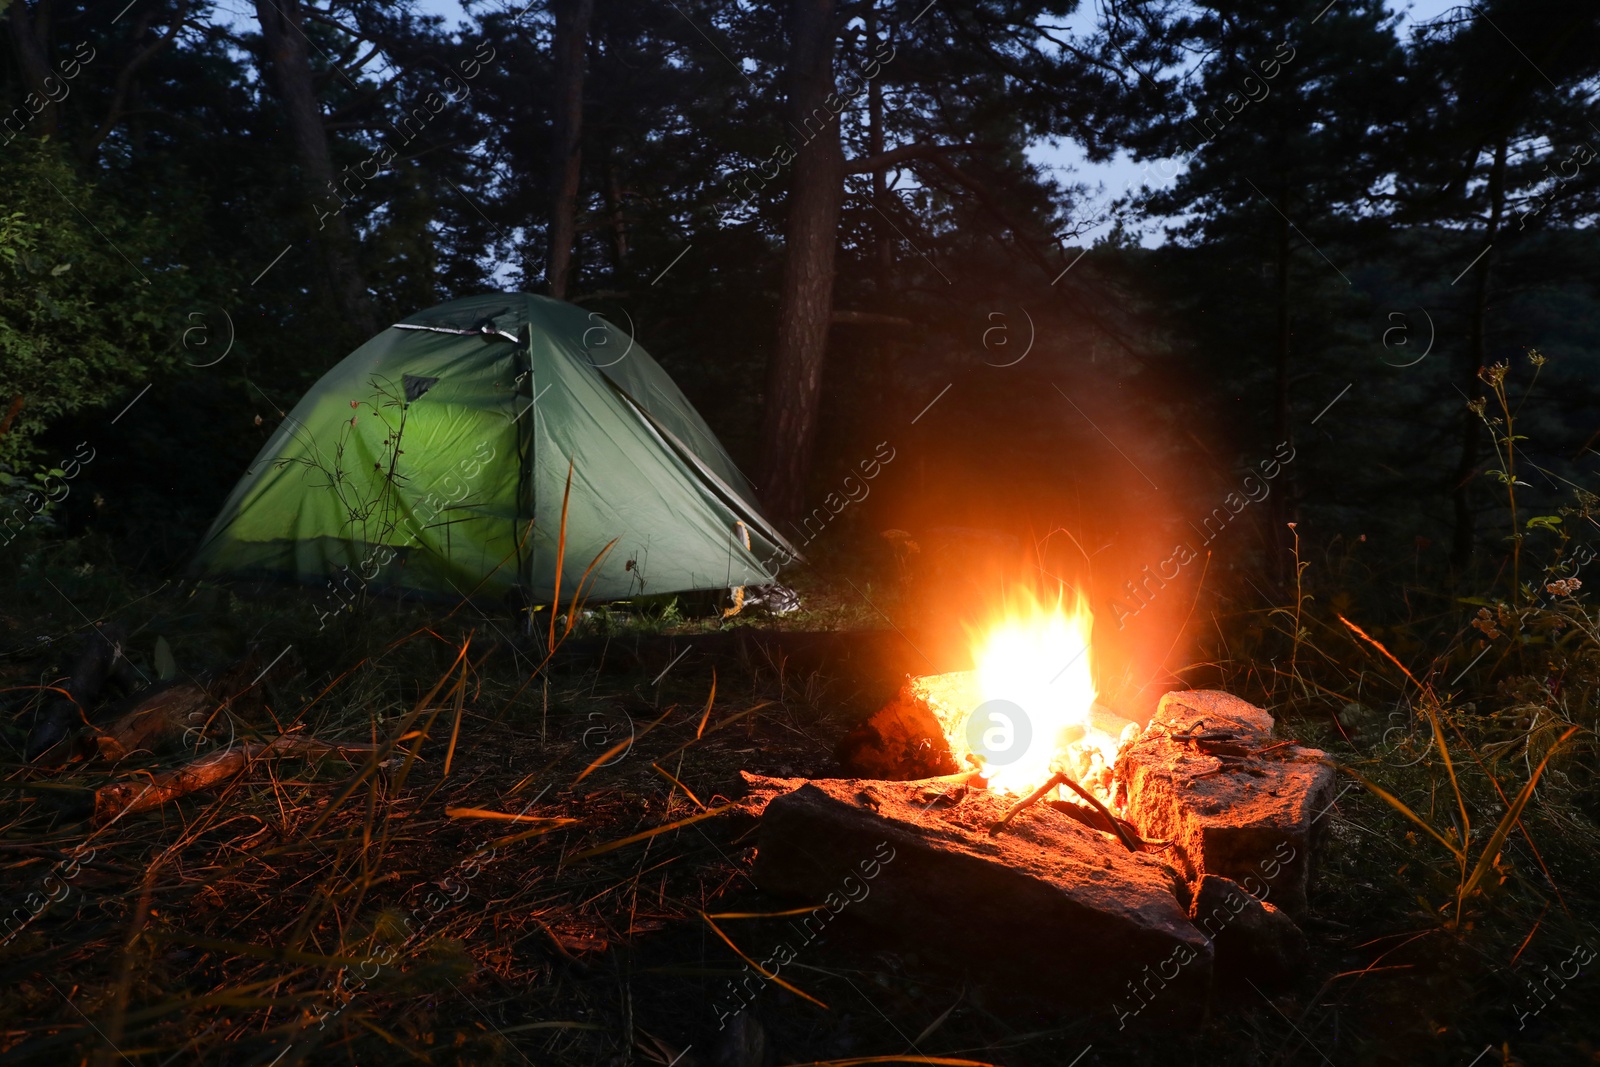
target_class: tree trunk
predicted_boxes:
[865,4,891,281]
[253,0,376,335]
[603,154,628,270]
[1270,184,1295,582]
[1449,137,1508,573]
[547,0,595,300]
[759,0,845,521]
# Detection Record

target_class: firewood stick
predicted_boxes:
[989,772,1068,836]
[1056,773,1142,853]
[989,769,1145,853]
[94,683,214,761]
[92,735,379,825]
[922,768,988,788]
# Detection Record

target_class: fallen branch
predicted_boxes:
[92,735,380,825]
[94,683,214,761]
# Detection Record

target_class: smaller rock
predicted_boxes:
[1189,874,1308,987]
[1116,690,1336,914]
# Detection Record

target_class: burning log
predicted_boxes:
[740,772,1213,1025]
[92,735,380,825]
[836,669,1137,786]
[1115,690,1335,914]
[834,672,968,779]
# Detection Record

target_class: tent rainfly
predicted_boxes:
[192,292,797,604]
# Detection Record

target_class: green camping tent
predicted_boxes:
[193,292,797,605]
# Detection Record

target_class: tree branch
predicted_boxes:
[844,141,984,174]
[80,1,194,163]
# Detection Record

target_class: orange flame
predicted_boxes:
[967,587,1122,800]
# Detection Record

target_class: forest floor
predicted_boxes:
[2,534,1599,1066]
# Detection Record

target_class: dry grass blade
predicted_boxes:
[568,804,732,860]
[441,648,469,779]
[351,1013,430,1056]
[298,638,471,840]
[650,762,705,809]
[657,701,773,763]
[775,1057,1004,1066]
[384,633,474,795]
[697,670,716,738]
[1333,761,1465,861]
[705,906,823,919]
[550,459,574,654]
[701,911,829,1009]
[1337,614,1472,850]
[1458,725,1580,909]
[495,1021,607,1033]
[1424,698,1471,855]
[1337,613,1426,690]
[487,817,582,849]
[912,991,963,1046]
[499,524,616,716]
[100,874,152,1065]
[572,704,673,787]
[446,806,562,822]
[1510,902,1549,966]
[562,536,620,642]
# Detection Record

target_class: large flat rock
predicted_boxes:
[743,772,1213,1025]
[1115,690,1335,914]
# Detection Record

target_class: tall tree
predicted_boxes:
[753,0,1156,520]
[1394,2,1600,571]
[546,0,595,299]
[3,0,65,138]
[3,0,196,163]
[758,0,847,521]
[1126,0,1407,575]
[253,0,377,335]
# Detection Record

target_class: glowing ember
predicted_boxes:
[966,589,1127,804]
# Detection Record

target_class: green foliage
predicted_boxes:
[0,139,187,468]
